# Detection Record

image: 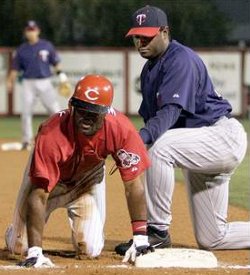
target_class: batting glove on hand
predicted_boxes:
[122,235,154,263]
[17,246,55,268]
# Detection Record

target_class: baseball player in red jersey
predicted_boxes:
[5,75,153,267]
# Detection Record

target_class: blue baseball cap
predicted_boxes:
[126,6,168,37]
[25,20,39,31]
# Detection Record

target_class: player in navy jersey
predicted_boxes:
[116,6,250,259]
[7,20,68,150]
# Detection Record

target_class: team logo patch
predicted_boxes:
[38,50,49,62]
[136,14,146,25]
[84,88,100,101]
[117,149,140,168]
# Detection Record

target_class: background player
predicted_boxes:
[6,20,68,150]
[5,74,152,267]
[116,6,250,256]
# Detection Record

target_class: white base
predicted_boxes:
[135,248,218,268]
[1,142,22,151]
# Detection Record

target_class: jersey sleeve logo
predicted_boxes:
[117,149,140,168]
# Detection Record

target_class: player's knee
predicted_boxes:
[5,225,28,255]
[149,142,174,164]
[85,239,104,257]
[195,232,226,250]
[74,238,104,258]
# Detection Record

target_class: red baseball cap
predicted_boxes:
[126,6,168,37]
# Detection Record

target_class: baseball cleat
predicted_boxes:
[147,225,171,249]
[115,226,171,256]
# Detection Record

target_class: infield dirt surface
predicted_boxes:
[0,148,249,274]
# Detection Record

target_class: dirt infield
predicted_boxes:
[0,149,249,274]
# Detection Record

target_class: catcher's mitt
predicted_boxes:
[58,81,72,98]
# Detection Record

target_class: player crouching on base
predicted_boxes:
[115,6,250,256]
[5,74,153,268]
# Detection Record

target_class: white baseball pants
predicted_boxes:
[146,117,250,249]
[5,152,106,257]
[22,78,60,143]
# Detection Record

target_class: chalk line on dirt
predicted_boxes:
[0,263,249,270]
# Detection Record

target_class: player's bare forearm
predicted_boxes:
[123,175,147,221]
[8,70,18,81]
[6,70,18,92]
[27,186,49,247]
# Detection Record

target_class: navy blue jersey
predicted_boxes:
[12,39,60,79]
[139,40,232,130]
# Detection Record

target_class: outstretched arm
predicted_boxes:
[18,186,54,268]
[123,175,147,222]
[27,186,49,247]
[122,175,153,262]
[140,104,182,145]
[6,70,18,92]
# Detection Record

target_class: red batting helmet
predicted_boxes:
[70,74,114,114]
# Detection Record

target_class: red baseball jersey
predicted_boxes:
[30,109,150,192]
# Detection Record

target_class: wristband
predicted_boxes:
[131,220,147,235]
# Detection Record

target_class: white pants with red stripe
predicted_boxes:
[146,117,250,249]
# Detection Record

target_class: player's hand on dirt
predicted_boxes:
[122,235,154,263]
[17,246,55,268]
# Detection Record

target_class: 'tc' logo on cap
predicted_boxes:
[136,14,146,26]
[85,88,99,101]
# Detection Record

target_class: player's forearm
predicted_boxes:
[27,187,49,247]
[124,176,147,222]
[140,104,182,144]
[7,70,18,83]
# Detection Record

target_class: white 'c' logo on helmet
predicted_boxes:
[84,88,99,101]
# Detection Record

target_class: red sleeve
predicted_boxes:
[112,116,151,182]
[29,133,61,192]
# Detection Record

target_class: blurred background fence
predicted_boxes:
[1,0,250,117]
[0,46,250,117]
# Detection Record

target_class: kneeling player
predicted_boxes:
[5,75,152,267]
